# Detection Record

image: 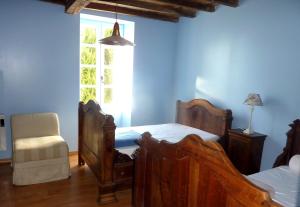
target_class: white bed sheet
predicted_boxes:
[116,123,219,156]
[248,166,300,207]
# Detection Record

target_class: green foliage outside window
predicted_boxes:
[81,27,96,44]
[81,67,96,85]
[104,48,114,65]
[81,47,96,65]
[104,68,112,85]
[104,88,112,104]
[104,28,113,38]
[80,88,96,103]
[80,25,116,105]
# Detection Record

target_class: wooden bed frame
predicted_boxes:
[78,99,233,204]
[273,119,300,167]
[134,133,281,207]
[78,100,133,204]
[134,119,300,207]
[176,99,233,148]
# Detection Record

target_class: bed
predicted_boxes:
[117,99,233,155]
[133,119,300,207]
[78,99,233,204]
[248,119,300,207]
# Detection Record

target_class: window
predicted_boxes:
[80,14,134,126]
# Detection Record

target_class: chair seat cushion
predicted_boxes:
[14,136,68,163]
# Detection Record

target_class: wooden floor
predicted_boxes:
[0,155,132,207]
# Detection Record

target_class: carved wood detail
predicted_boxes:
[273,119,300,167]
[78,100,133,204]
[176,99,233,150]
[134,133,281,207]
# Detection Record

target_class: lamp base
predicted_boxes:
[243,128,254,135]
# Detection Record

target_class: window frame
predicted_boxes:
[80,14,134,110]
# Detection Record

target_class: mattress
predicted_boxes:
[116,123,219,155]
[248,166,300,207]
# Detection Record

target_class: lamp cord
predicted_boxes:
[115,2,118,22]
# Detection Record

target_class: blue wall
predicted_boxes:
[174,0,300,170]
[0,0,79,159]
[0,0,177,158]
[2,0,297,171]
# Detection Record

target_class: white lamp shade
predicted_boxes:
[244,93,263,106]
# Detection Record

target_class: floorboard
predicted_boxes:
[0,155,132,207]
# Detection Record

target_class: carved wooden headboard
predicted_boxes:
[273,119,300,167]
[176,99,233,137]
[78,100,116,178]
[134,133,280,207]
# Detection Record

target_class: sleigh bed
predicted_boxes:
[134,119,300,207]
[78,99,232,204]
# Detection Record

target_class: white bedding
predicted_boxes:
[116,123,219,156]
[248,166,300,207]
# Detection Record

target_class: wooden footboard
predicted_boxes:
[78,100,133,204]
[273,119,300,167]
[134,133,281,207]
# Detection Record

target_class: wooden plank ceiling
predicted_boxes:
[44,0,239,22]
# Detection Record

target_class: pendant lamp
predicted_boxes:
[99,4,135,46]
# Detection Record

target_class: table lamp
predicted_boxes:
[243,93,263,134]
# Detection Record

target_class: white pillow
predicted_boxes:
[289,155,300,174]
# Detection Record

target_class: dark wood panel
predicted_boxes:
[176,99,232,137]
[176,99,233,149]
[134,133,281,207]
[78,100,133,204]
[274,119,300,167]
[227,129,266,175]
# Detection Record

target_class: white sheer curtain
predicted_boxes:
[101,45,133,127]
[99,20,134,127]
[111,46,133,127]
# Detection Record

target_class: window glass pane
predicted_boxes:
[102,23,114,38]
[81,47,96,65]
[81,67,96,85]
[81,27,96,44]
[104,88,112,104]
[104,28,113,38]
[104,48,114,65]
[103,68,112,85]
[119,24,125,36]
[80,88,96,103]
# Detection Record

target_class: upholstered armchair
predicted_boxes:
[11,113,70,185]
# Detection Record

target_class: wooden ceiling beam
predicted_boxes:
[215,0,239,7]
[146,0,215,12]
[91,0,197,17]
[65,0,91,14]
[86,2,179,22]
[40,0,239,21]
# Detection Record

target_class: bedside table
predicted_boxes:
[227,129,266,175]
